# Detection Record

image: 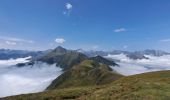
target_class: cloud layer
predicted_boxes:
[0,56,31,67]
[106,54,170,76]
[0,57,63,97]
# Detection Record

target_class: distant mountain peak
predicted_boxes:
[55,46,66,50]
[53,46,67,53]
[76,49,85,53]
[90,55,118,66]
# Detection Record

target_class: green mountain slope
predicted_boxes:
[89,55,118,66]
[47,60,123,89]
[87,70,170,100]
[3,70,170,100]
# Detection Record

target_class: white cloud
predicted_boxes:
[66,3,73,10]
[0,57,63,97]
[63,2,73,16]
[160,39,170,42]
[55,38,66,44]
[114,28,126,32]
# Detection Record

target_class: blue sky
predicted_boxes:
[0,0,170,51]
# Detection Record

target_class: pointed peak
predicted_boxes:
[55,46,66,50]
[53,46,67,53]
[76,49,85,53]
[95,55,103,57]
[94,55,104,59]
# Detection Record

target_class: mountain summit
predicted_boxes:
[53,46,67,54]
[38,46,119,71]
[38,46,88,70]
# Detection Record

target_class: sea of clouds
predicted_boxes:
[106,54,170,76]
[1,54,170,97]
[0,57,63,97]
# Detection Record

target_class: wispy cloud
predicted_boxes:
[5,41,17,45]
[63,2,73,16]
[160,39,170,42]
[92,45,99,50]
[114,28,126,33]
[55,38,66,44]
[0,36,34,44]
[123,45,128,49]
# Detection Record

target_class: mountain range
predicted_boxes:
[78,49,170,59]
[0,47,169,60]
[0,49,52,60]
[15,46,122,88]
[1,46,170,99]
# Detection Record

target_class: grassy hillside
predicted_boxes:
[47,60,123,89]
[87,70,170,100]
[3,70,170,100]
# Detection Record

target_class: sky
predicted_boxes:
[0,0,170,51]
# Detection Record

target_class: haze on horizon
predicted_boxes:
[0,0,170,51]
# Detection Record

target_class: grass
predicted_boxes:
[1,86,98,100]
[85,70,170,100]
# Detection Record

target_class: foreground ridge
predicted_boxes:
[2,70,170,100]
